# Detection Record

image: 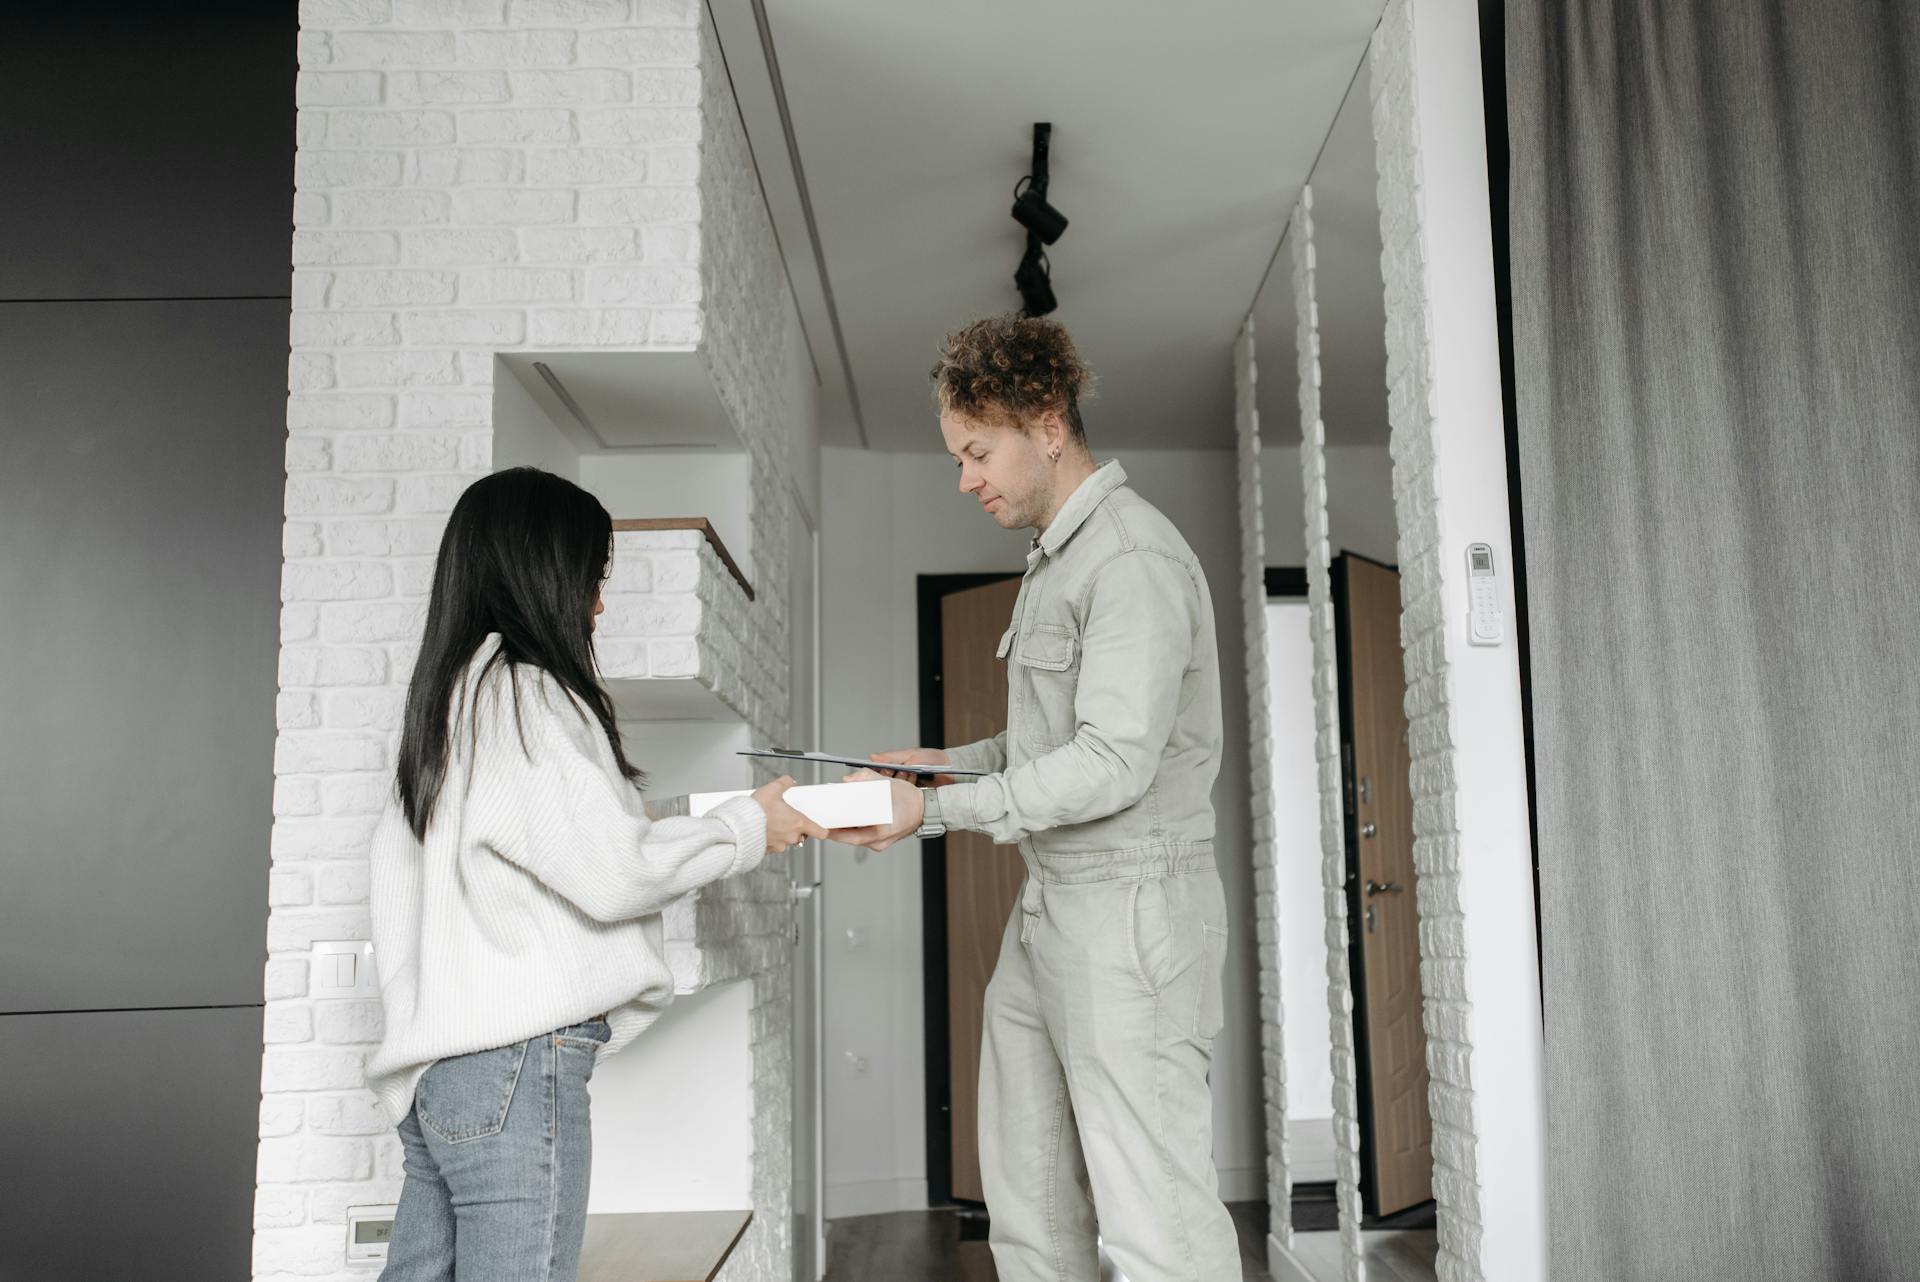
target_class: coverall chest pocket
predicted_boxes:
[1014,622,1078,749]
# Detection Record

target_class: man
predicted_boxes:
[832,314,1240,1282]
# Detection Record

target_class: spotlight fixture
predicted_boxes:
[1011,122,1065,316]
[1012,178,1069,245]
[1014,241,1057,317]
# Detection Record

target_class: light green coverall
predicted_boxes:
[925,461,1241,1282]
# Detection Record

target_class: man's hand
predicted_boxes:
[869,747,956,788]
[828,770,925,851]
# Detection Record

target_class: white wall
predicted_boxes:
[582,452,754,577]
[782,294,823,528]
[1265,600,1335,1182]
[1261,444,1398,568]
[491,365,762,586]
[620,719,757,798]
[587,979,755,1214]
[818,444,1265,1216]
[492,356,578,481]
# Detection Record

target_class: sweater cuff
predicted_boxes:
[711,794,768,877]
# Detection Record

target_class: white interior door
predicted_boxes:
[786,496,826,1281]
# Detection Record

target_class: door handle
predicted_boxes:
[1364,880,1402,897]
[789,883,820,946]
[1360,822,1377,839]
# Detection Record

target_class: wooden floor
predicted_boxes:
[1287,1228,1439,1282]
[823,1203,1267,1282]
[823,1204,1438,1282]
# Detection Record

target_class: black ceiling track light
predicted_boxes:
[1013,122,1067,316]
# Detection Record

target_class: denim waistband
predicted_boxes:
[1021,841,1216,886]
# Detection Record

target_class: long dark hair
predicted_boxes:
[397,467,640,839]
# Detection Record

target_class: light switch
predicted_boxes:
[310,941,378,1001]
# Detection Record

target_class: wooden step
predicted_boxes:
[579,1210,752,1282]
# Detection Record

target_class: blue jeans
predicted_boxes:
[380,1019,612,1282]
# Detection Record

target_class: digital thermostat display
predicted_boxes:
[1465,542,1503,646]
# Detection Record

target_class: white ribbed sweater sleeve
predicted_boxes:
[465,670,768,921]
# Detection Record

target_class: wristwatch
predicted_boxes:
[913,786,947,840]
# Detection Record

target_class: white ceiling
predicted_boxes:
[500,351,740,452]
[755,0,1386,452]
[1251,57,1390,448]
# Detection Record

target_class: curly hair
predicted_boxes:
[929,314,1095,439]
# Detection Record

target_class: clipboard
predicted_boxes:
[738,747,988,779]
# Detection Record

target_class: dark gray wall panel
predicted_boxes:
[0,2,295,301]
[0,300,284,1012]
[0,1006,264,1282]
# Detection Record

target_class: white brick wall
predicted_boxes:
[1288,191,1370,1280]
[1370,4,1480,1279]
[260,4,801,1278]
[691,14,802,1271]
[1234,316,1293,1255]
[1366,1,1543,1276]
[598,524,772,995]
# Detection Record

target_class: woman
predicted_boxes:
[363,467,822,1281]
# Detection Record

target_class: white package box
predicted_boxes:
[688,778,893,829]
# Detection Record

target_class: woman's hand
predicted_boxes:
[751,776,829,854]
[869,747,955,788]
[828,770,925,852]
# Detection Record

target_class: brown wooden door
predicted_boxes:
[940,576,1026,1204]
[1336,554,1433,1216]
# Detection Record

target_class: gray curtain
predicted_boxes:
[1509,3,1920,1278]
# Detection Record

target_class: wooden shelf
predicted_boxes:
[579,1210,752,1282]
[612,518,753,601]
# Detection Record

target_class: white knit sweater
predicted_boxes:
[364,635,767,1125]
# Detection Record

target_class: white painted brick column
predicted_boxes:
[693,14,802,1272]
[598,527,765,730]
[1288,190,1370,1280]
[1369,0,1544,1278]
[260,4,803,1279]
[1235,316,1294,1257]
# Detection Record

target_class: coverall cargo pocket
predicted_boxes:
[1195,925,1228,1045]
[1128,877,1173,996]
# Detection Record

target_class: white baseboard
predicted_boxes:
[1269,1232,1320,1282]
[1287,1115,1337,1184]
[825,1177,928,1219]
